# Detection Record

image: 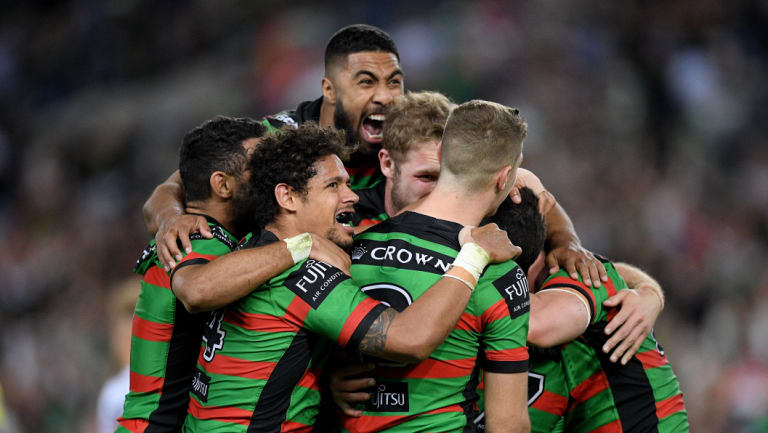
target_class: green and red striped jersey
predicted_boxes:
[342,211,530,433]
[527,350,569,433]
[181,230,387,433]
[540,259,689,433]
[117,216,238,433]
[472,348,568,433]
[259,98,384,190]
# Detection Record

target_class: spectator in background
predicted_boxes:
[96,278,138,433]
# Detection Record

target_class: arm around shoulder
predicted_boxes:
[356,227,519,363]
[613,262,664,310]
[143,170,184,235]
[358,272,473,363]
[527,287,591,348]
[171,240,296,313]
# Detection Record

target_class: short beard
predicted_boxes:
[326,226,353,249]
[390,167,409,215]
[333,98,359,150]
[230,180,257,236]
[334,98,376,164]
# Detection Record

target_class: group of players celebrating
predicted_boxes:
[117,24,689,433]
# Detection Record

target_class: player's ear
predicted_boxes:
[379,149,395,179]
[322,77,336,105]
[495,165,514,193]
[210,171,235,199]
[275,183,300,212]
[503,151,523,192]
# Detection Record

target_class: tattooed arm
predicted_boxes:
[355,223,521,363]
[358,309,396,356]
[356,274,471,364]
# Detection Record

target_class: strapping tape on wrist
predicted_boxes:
[284,232,312,264]
[452,242,490,281]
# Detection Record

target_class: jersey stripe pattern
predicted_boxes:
[527,353,569,433]
[474,347,569,433]
[541,260,690,433]
[181,230,386,433]
[117,218,238,433]
[342,211,530,433]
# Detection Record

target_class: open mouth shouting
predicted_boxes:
[361,112,385,144]
[335,209,356,234]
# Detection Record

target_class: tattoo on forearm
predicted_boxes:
[359,308,395,356]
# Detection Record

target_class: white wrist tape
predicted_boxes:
[452,242,490,282]
[284,232,312,264]
[442,273,476,292]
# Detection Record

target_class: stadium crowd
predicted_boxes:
[0,1,766,432]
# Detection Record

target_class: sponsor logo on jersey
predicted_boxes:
[191,369,211,402]
[285,260,350,309]
[492,266,531,319]
[351,246,367,260]
[352,239,454,275]
[363,381,409,412]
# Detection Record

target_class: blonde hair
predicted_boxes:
[383,91,456,163]
[441,100,527,190]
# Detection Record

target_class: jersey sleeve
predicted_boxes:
[280,259,387,350]
[477,263,530,373]
[169,225,238,282]
[539,261,628,324]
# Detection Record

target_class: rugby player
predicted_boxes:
[341,100,531,433]
[330,95,668,429]
[142,24,402,269]
[117,117,299,433]
[489,188,688,433]
[354,90,661,361]
[141,25,606,292]
[337,188,685,432]
[180,123,520,432]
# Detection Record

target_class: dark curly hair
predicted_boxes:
[249,122,351,228]
[179,116,266,203]
[325,24,399,73]
[484,187,547,273]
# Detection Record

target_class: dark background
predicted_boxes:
[0,1,766,431]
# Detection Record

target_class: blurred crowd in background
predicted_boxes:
[0,1,766,432]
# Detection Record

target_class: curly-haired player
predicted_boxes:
[180,122,520,432]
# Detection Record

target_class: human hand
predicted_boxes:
[546,242,607,288]
[155,213,210,271]
[509,168,556,214]
[601,287,662,364]
[460,223,521,263]
[308,233,351,275]
[329,363,376,417]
